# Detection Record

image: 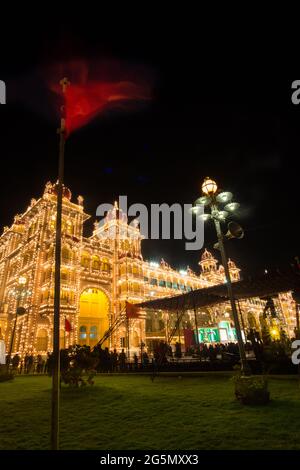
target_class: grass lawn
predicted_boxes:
[0,373,300,450]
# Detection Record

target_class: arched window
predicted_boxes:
[61,289,67,301]
[120,264,126,275]
[92,255,100,270]
[132,330,139,347]
[133,283,139,293]
[66,220,73,235]
[22,251,32,267]
[46,247,54,261]
[79,326,87,339]
[62,246,71,263]
[9,264,17,279]
[90,326,97,339]
[41,290,50,303]
[132,264,139,275]
[36,329,48,351]
[248,312,257,329]
[101,258,111,272]
[28,222,37,237]
[146,317,153,332]
[81,252,90,268]
[50,215,56,231]
[43,269,51,282]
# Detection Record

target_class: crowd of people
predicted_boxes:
[93,347,150,372]
[8,353,51,374]
[190,342,244,361]
[7,348,151,374]
[6,329,293,374]
[151,340,248,365]
[5,343,253,374]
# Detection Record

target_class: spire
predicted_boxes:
[228,258,241,281]
[199,249,218,272]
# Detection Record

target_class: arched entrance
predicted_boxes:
[79,288,110,348]
[247,311,258,329]
[36,329,48,351]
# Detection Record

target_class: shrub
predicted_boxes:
[61,367,96,388]
[232,369,270,405]
[48,345,99,388]
[0,365,14,383]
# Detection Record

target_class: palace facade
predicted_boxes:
[0,182,296,356]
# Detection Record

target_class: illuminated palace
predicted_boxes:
[0,182,297,356]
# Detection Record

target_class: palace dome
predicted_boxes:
[44,181,72,201]
[201,248,213,261]
[228,258,236,269]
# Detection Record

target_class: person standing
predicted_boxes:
[37,354,43,373]
[119,349,126,372]
[133,353,138,370]
[27,354,34,374]
[111,349,118,372]
[24,353,29,373]
[12,354,20,372]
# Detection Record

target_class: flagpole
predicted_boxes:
[64,316,66,349]
[51,77,69,451]
[127,317,130,361]
[191,288,199,349]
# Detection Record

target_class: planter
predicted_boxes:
[0,368,14,382]
[235,388,270,405]
[234,375,270,406]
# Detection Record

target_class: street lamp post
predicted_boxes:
[6,275,28,373]
[194,177,250,375]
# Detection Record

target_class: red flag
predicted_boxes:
[125,301,140,319]
[63,81,149,136]
[47,59,152,137]
[65,318,72,333]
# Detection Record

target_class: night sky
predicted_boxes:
[0,19,299,278]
